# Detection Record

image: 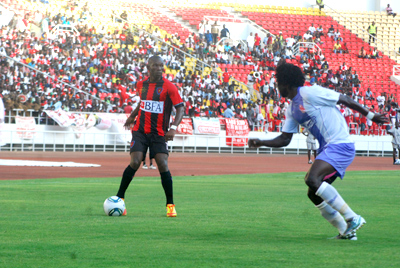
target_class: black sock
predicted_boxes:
[160,171,173,205]
[116,165,137,199]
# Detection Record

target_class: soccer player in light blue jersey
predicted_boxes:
[249,62,388,240]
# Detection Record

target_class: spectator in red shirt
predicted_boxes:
[124,101,133,113]
[222,68,231,86]
[120,32,127,44]
[85,96,93,110]
[245,53,253,65]
[254,33,261,49]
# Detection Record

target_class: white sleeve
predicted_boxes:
[282,107,299,133]
[302,86,340,108]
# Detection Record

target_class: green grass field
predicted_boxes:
[0,171,399,268]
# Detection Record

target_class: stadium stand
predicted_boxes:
[325,9,400,63]
[0,0,398,135]
[238,7,400,90]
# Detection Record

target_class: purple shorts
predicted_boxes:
[316,143,355,179]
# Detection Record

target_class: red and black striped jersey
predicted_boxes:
[132,77,184,136]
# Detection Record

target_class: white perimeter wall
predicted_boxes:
[216,21,267,43]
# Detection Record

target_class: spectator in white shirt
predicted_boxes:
[273,55,281,66]
[302,61,310,73]
[308,23,316,34]
[376,93,385,107]
[303,31,312,41]
[317,25,324,36]
[269,74,276,91]
[327,25,335,38]
[330,75,338,86]
[334,29,341,41]
[284,48,294,59]
[152,28,161,40]
[286,35,295,49]
[247,32,255,52]
[221,52,230,64]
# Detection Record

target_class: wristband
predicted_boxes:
[366,111,375,120]
[170,125,177,130]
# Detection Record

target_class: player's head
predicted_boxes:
[148,55,164,80]
[275,62,305,98]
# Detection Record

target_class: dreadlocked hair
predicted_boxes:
[275,62,305,88]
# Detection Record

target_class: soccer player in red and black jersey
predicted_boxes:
[116,56,184,217]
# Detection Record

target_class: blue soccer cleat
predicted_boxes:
[343,215,366,236]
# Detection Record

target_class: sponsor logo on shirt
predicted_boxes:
[140,100,164,114]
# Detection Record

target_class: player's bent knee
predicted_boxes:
[304,176,321,191]
[130,158,142,170]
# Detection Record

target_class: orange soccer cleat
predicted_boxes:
[166,204,177,217]
[122,198,127,216]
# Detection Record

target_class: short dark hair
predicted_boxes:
[275,63,305,88]
[148,55,163,65]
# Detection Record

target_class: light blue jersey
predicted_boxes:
[282,85,353,153]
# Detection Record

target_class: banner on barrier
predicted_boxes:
[44,110,115,138]
[16,116,36,140]
[44,110,74,127]
[225,118,249,147]
[108,113,131,143]
[192,118,220,135]
[177,118,193,135]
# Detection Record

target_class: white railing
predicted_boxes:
[51,24,80,37]
[349,122,359,135]
[0,129,393,157]
[393,65,400,76]
[293,42,321,56]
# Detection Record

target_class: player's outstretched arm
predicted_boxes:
[248,132,293,148]
[123,101,141,129]
[337,94,389,124]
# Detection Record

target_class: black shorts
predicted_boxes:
[130,131,169,159]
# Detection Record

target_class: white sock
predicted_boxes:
[316,182,357,220]
[316,201,347,235]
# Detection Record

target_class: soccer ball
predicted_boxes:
[103,196,125,216]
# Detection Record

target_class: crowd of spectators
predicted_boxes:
[0,0,397,134]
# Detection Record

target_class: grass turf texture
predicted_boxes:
[0,171,399,268]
